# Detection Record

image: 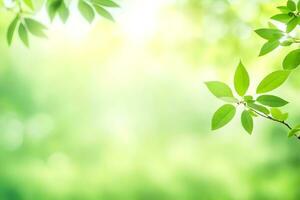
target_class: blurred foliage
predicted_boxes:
[0,0,300,199]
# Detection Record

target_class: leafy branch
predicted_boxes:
[1,0,119,47]
[205,0,300,139]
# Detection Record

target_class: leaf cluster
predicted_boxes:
[206,0,300,139]
[3,0,119,47]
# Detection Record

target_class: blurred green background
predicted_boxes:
[1,0,300,199]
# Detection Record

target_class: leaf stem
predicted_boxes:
[248,107,300,139]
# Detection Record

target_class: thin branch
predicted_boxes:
[248,108,300,140]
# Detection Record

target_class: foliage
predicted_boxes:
[205,0,300,139]
[1,0,119,46]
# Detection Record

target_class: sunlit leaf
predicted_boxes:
[283,49,300,70]
[205,81,234,100]
[59,2,70,23]
[256,95,289,107]
[255,29,284,40]
[78,0,95,23]
[271,14,293,23]
[286,17,298,33]
[256,70,290,94]
[18,23,29,47]
[277,6,291,13]
[94,5,114,21]
[23,0,34,9]
[211,104,236,130]
[25,18,47,38]
[234,61,249,96]
[259,40,280,56]
[7,16,19,45]
[248,103,270,115]
[92,0,119,7]
[47,0,62,21]
[270,108,289,121]
[241,110,253,134]
[288,127,300,137]
[287,0,296,11]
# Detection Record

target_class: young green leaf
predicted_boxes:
[244,95,255,103]
[256,70,290,94]
[234,61,249,96]
[78,0,95,23]
[255,29,284,40]
[286,17,298,33]
[259,40,280,56]
[7,16,19,45]
[24,18,47,38]
[256,95,289,107]
[287,0,296,11]
[249,110,258,117]
[59,2,70,23]
[47,0,62,21]
[288,128,300,137]
[280,38,293,46]
[298,0,300,11]
[205,81,234,99]
[271,14,293,23]
[211,104,236,130]
[248,103,270,115]
[241,110,253,134]
[23,0,34,9]
[277,6,291,13]
[92,0,119,7]
[282,49,300,70]
[18,23,29,47]
[94,5,114,21]
[270,108,289,121]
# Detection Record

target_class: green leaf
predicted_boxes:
[248,103,270,115]
[211,104,236,130]
[249,110,258,117]
[78,0,95,23]
[280,38,293,46]
[282,49,300,70]
[205,81,234,100]
[244,95,253,101]
[92,0,119,7]
[268,22,277,29]
[234,61,250,96]
[270,108,289,121]
[219,97,239,103]
[23,0,34,9]
[288,128,300,137]
[287,0,296,11]
[47,0,62,21]
[18,23,29,47]
[271,14,293,23]
[7,16,19,46]
[256,95,289,107]
[255,28,284,40]
[256,70,290,94]
[244,95,255,104]
[59,2,70,23]
[241,110,253,134]
[259,40,280,56]
[286,17,298,33]
[94,5,114,21]
[298,0,300,11]
[277,6,291,13]
[24,18,47,38]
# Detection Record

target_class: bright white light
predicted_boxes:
[119,0,171,43]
